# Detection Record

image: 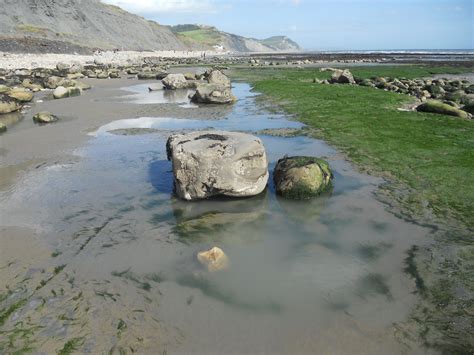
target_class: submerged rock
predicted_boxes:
[416,100,471,119]
[0,94,21,114]
[0,122,6,133]
[191,84,236,104]
[175,211,264,238]
[166,130,269,200]
[274,156,333,199]
[53,86,81,99]
[197,247,229,272]
[33,111,58,124]
[137,72,157,80]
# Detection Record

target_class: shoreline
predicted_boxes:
[1,50,472,70]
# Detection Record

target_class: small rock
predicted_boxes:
[56,62,70,71]
[33,111,58,124]
[197,247,229,272]
[53,86,81,99]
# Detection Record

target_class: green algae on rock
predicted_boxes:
[416,100,471,119]
[273,156,333,199]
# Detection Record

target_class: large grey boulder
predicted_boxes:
[166,131,269,200]
[207,70,231,87]
[162,73,189,90]
[330,69,356,84]
[191,84,236,104]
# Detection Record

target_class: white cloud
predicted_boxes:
[102,0,218,15]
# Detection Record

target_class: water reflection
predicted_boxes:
[0,81,431,354]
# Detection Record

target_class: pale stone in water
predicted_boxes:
[197,247,229,272]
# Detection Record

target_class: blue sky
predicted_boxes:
[103,0,473,50]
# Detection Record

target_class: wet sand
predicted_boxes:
[0,77,436,354]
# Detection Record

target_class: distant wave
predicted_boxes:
[309,49,474,55]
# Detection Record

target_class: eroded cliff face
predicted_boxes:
[0,0,186,51]
[0,0,300,53]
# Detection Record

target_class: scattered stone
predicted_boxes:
[96,71,109,79]
[416,100,471,119]
[7,88,34,102]
[162,73,189,90]
[330,69,356,84]
[33,111,58,123]
[274,156,333,199]
[197,247,229,272]
[56,62,70,71]
[137,72,158,80]
[0,94,21,114]
[53,86,81,99]
[166,130,269,200]
[109,71,120,79]
[22,79,43,91]
[462,103,474,115]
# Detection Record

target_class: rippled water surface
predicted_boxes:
[0,83,432,354]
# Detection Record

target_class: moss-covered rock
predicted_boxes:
[443,90,467,104]
[416,100,471,119]
[273,156,333,199]
[425,84,445,98]
[461,103,474,115]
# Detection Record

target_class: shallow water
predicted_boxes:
[0,83,433,354]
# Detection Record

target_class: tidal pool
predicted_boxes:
[0,83,433,354]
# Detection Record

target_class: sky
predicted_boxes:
[102,0,473,50]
